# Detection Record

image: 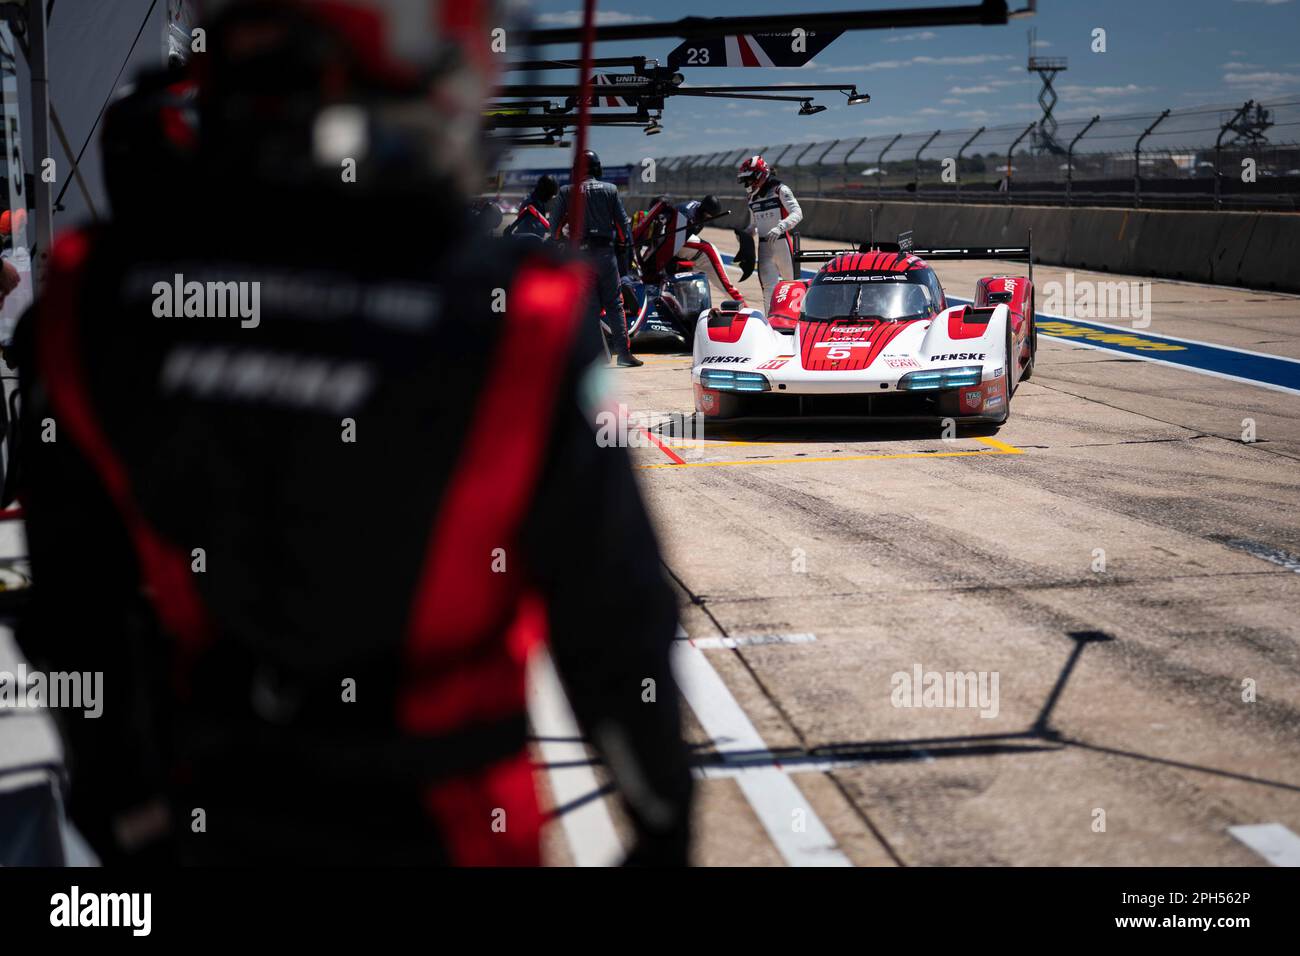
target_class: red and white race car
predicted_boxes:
[692,239,1037,427]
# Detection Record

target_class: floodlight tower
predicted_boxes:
[1027,28,1067,154]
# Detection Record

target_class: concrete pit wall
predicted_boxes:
[627,195,1300,292]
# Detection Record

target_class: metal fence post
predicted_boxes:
[1006,123,1035,202]
[955,126,984,203]
[1134,109,1170,207]
[877,133,901,200]
[1215,100,1253,210]
[842,135,871,195]
[913,129,941,202]
[791,141,817,195]
[1066,115,1099,207]
[815,139,839,197]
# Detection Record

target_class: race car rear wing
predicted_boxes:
[798,230,1034,284]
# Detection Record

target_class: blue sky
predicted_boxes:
[508,0,1300,165]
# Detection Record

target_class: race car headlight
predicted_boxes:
[700,368,770,393]
[898,365,983,391]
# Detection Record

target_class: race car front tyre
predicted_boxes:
[623,285,645,338]
[1020,294,1037,382]
[998,324,1013,425]
[658,292,693,349]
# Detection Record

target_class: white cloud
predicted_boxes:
[855,114,925,127]
[822,53,1011,74]
[535,10,654,26]
[884,30,938,43]
[822,61,904,73]
[915,54,1014,66]
[1058,83,1154,97]
[1224,70,1300,84]
[941,97,965,105]
[949,85,997,94]
[1232,0,1293,5]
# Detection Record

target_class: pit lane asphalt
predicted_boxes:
[540,227,1300,866]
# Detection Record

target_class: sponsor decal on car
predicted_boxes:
[814,341,874,361]
[930,352,985,362]
[962,387,984,410]
[986,395,1004,408]
[757,358,790,370]
[818,274,910,283]
[702,355,749,364]
[884,357,921,370]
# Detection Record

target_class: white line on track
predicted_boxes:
[527,652,623,867]
[673,629,852,867]
[1227,823,1300,866]
[530,630,851,865]
[1003,324,1300,398]
[684,632,817,649]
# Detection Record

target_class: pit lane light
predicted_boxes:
[845,88,872,106]
[799,100,827,116]
[897,366,982,391]
[645,120,663,135]
[700,369,770,393]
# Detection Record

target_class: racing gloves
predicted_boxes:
[733,230,756,282]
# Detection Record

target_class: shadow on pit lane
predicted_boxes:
[647,418,998,444]
[535,628,1300,820]
[631,338,690,355]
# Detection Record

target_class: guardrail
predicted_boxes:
[642,99,1300,212]
[622,194,1300,293]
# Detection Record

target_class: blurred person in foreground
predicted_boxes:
[15,0,691,866]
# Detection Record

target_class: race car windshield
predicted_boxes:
[803,280,933,322]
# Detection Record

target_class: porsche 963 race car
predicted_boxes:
[691,237,1037,427]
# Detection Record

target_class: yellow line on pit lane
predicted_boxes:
[638,435,1024,469]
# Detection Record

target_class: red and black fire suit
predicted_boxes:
[634,198,745,304]
[14,182,692,866]
[503,185,553,241]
